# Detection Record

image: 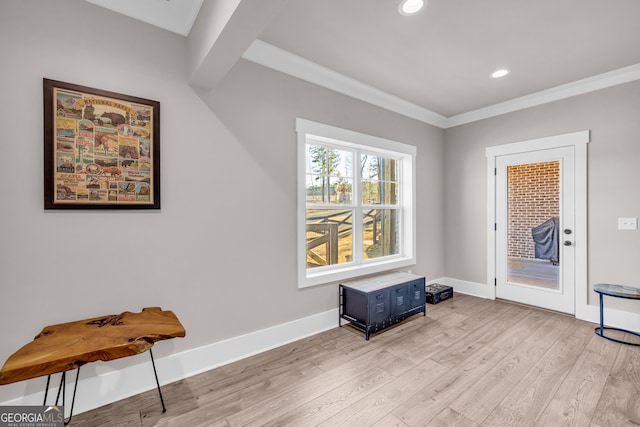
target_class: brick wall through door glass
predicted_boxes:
[507,161,560,259]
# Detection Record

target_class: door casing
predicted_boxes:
[495,147,574,313]
[486,130,589,317]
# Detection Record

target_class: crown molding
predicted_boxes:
[445,63,640,128]
[242,40,448,128]
[242,40,640,130]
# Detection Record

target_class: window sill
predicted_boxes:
[299,257,416,288]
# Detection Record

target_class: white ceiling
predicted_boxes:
[84,0,204,37]
[85,0,640,128]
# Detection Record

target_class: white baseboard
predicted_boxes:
[0,308,340,415]
[577,298,640,332]
[3,279,638,416]
[433,277,640,333]
[433,277,495,299]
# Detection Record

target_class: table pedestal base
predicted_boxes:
[596,291,640,346]
[594,326,640,346]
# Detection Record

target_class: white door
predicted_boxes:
[495,146,575,314]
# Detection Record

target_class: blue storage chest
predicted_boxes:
[339,272,426,340]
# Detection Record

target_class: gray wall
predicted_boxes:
[3,0,637,409]
[444,81,640,309]
[0,0,444,403]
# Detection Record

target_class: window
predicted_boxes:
[297,118,416,288]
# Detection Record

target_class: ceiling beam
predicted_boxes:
[188,0,290,90]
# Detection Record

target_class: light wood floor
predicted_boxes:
[72,294,640,426]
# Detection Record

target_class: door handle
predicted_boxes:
[563,240,572,246]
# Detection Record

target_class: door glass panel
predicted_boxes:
[507,161,560,289]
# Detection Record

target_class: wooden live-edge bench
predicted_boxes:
[0,307,185,425]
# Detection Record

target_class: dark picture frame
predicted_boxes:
[44,79,160,209]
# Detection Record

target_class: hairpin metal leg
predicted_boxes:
[65,367,80,425]
[149,349,166,413]
[54,372,65,407]
[43,374,52,405]
[49,369,80,426]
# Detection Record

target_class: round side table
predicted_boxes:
[593,283,640,346]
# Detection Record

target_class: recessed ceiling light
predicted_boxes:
[491,68,511,79]
[399,0,425,16]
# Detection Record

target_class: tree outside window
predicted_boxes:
[297,118,416,288]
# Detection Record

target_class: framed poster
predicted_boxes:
[44,79,160,209]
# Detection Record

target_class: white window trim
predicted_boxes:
[296,118,416,288]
